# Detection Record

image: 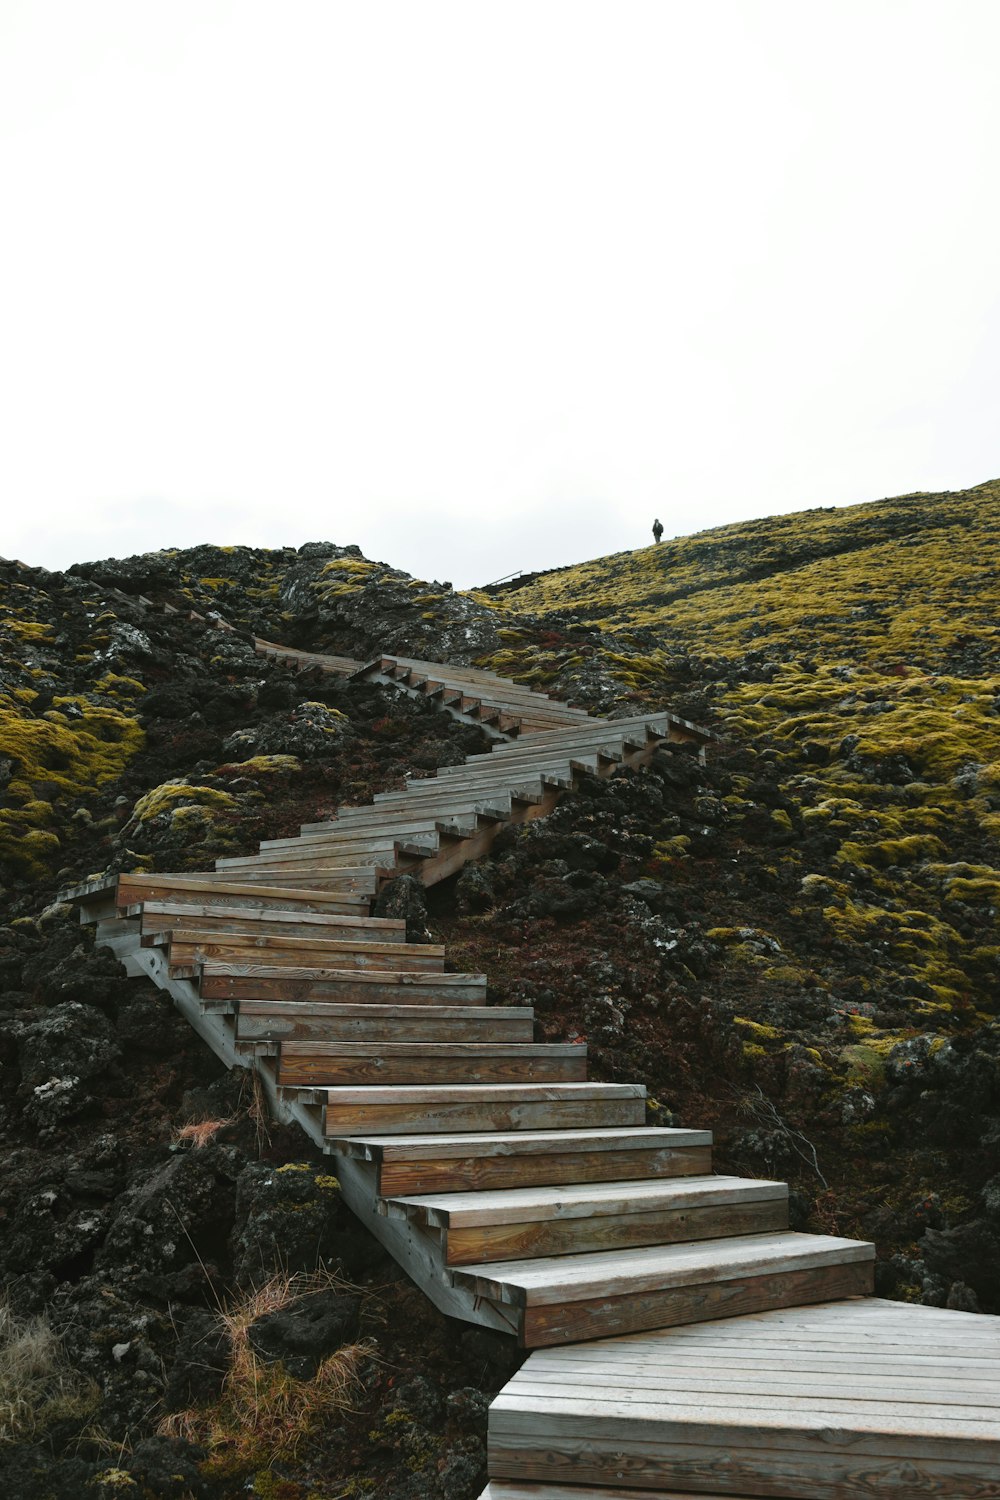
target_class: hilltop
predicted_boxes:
[0,480,998,1497]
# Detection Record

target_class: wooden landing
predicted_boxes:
[489,1298,1000,1498]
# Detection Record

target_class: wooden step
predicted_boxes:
[198,964,488,1005]
[276,1040,587,1088]
[68,873,374,921]
[383,1175,787,1267]
[258,811,500,852]
[369,771,581,807]
[135,903,404,941]
[321,1083,647,1137]
[305,785,546,831]
[191,867,381,889]
[478,1488,742,1500]
[224,1002,535,1045]
[215,834,439,870]
[453,1232,876,1348]
[158,931,445,974]
[332,1126,713,1195]
[489,1300,1000,1495]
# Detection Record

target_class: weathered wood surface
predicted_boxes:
[161,933,445,973]
[490,1300,1000,1495]
[322,1083,647,1137]
[277,1041,588,1088]
[197,964,488,1004]
[333,1127,713,1195]
[135,902,404,938]
[229,1002,535,1044]
[384,1177,788,1266]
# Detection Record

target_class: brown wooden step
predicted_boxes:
[454,1232,876,1349]
[223,1001,535,1045]
[157,931,445,975]
[136,903,404,941]
[320,1083,647,1137]
[197,964,488,1005]
[488,1300,1000,1496]
[332,1126,713,1195]
[383,1175,788,1267]
[276,1040,587,1088]
[215,835,439,870]
[68,872,375,921]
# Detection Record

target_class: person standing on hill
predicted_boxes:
[652,518,664,543]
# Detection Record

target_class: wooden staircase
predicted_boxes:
[63,657,1000,1499]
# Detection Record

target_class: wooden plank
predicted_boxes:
[518,1262,874,1348]
[443,1198,789,1268]
[230,1002,534,1044]
[391,1175,783,1227]
[132,902,399,935]
[487,1420,1000,1498]
[197,965,488,1004]
[458,1233,873,1305]
[276,1041,587,1088]
[478,1486,761,1500]
[343,1130,712,1195]
[323,1083,646,1137]
[160,933,445,973]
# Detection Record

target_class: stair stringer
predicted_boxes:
[97,918,517,1334]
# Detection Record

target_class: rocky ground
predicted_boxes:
[1,492,998,1496]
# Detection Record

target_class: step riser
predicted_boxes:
[517,1260,875,1349]
[117,879,373,910]
[326,1099,647,1137]
[138,911,400,938]
[443,1200,790,1268]
[236,1016,534,1044]
[169,945,444,973]
[377,1145,712,1196]
[281,1055,588,1088]
[199,975,488,1004]
[144,918,401,942]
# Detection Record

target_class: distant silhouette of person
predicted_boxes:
[652,518,664,543]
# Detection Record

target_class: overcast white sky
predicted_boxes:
[1,1,997,588]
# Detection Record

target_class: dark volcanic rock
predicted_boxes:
[248,1288,362,1378]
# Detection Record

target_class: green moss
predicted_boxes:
[0,694,144,878]
[130,781,239,823]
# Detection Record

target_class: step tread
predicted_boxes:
[280,1041,581,1057]
[231,1003,532,1021]
[386,1174,786,1226]
[454,1232,875,1305]
[322,1083,645,1103]
[131,902,400,930]
[333,1126,712,1160]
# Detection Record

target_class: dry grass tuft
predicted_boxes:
[241,1067,273,1156]
[0,1296,100,1445]
[158,1269,373,1475]
[174,1116,234,1149]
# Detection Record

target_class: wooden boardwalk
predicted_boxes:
[63,650,1000,1499]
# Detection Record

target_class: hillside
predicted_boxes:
[0,481,998,1498]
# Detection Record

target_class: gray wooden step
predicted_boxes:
[488,1299,1000,1495]
[453,1232,876,1347]
[69,872,375,921]
[224,1001,534,1044]
[320,1082,647,1137]
[135,903,404,941]
[275,1040,587,1089]
[333,1126,713,1195]
[382,1175,788,1266]
[197,964,488,1005]
[215,833,440,870]
[478,1488,738,1500]
[153,930,444,975]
